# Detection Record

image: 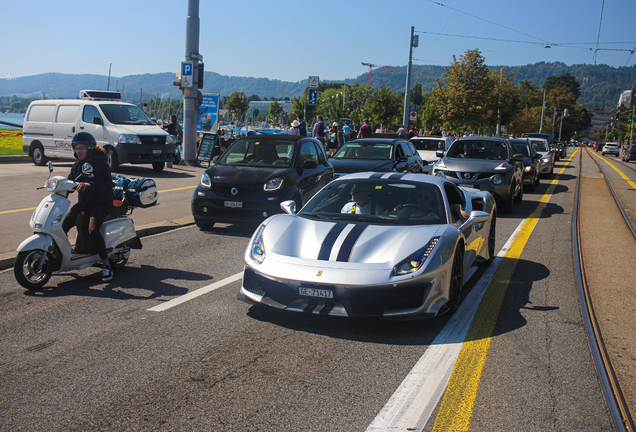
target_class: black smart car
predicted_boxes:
[329,138,424,177]
[192,134,334,229]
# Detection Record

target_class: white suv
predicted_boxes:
[601,142,620,157]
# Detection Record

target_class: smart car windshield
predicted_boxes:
[446,140,509,160]
[411,138,446,151]
[99,104,155,125]
[299,179,446,225]
[333,142,393,160]
[218,138,295,168]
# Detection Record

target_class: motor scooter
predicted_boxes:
[14,162,142,289]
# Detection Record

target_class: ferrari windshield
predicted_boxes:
[299,179,446,225]
[218,138,295,168]
[446,140,509,160]
[332,142,393,160]
[99,104,155,125]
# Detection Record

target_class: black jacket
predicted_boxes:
[68,146,113,208]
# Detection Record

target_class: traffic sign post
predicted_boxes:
[410,111,417,122]
[308,89,318,106]
[181,61,194,88]
[308,76,319,88]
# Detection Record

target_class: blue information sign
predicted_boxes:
[308,89,318,106]
[411,105,417,111]
[197,94,219,132]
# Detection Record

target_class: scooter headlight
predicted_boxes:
[45,178,58,192]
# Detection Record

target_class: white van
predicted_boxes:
[22,90,176,171]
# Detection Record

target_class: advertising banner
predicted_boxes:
[197,94,219,132]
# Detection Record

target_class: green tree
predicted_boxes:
[267,100,285,126]
[430,49,495,131]
[226,92,249,122]
[489,67,520,134]
[362,85,401,130]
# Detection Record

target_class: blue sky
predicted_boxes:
[2,0,634,83]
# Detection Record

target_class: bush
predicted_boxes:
[0,129,24,155]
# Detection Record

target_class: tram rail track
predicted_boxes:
[574,147,636,432]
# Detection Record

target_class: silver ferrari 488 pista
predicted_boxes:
[237,172,497,319]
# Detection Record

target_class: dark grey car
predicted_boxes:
[431,137,524,213]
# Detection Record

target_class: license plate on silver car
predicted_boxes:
[299,287,334,299]
[224,201,243,208]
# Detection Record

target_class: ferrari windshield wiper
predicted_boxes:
[301,213,328,220]
[331,215,373,222]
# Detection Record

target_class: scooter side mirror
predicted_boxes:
[82,163,94,175]
[48,161,53,173]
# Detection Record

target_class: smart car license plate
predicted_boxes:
[299,287,333,299]
[152,149,162,154]
[224,201,243,208]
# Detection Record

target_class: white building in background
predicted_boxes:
[618,89,634,107]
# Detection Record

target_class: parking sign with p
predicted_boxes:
[181,62,194,88]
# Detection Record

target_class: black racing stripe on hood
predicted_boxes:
[336,224,367,262]
[318,222,348,260]
[389,173,405,180]
[370,173,385,179]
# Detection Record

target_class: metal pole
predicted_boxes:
[559,112,564,141]
[539,88,546,133]
[183,0,200,164]
[402,26,415,129]
[551,107,557,142]
[107,63,112,91]
[496,69,502,137]
[139,88,143,108]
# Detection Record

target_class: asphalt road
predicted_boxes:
[0,153,623,431]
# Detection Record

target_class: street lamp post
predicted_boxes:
[402,27,418,129]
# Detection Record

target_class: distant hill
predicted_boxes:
[1,62,633,110]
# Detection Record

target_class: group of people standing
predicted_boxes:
[288,116,374,156]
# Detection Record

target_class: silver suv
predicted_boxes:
[601,142,620,157]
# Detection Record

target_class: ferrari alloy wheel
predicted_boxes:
[448,246,464,313]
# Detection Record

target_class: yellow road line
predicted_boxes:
[432,150,578,432]
[590,152,636,190]
[0,185,196,215]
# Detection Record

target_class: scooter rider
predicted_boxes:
[61,132,114,282]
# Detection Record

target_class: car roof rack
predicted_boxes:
[79,90,122,101]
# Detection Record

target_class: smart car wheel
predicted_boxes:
[447,246,464,313]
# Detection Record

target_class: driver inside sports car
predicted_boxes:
[341,183,384,215]
[393,187,438,218]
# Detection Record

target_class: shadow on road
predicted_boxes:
[22,264,209,300]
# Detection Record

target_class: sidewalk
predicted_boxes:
[0,155,31,163]
[1,216,194,271]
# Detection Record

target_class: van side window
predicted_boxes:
[56,105,80,124]
[82,105,102,124]
[28,105,56,122]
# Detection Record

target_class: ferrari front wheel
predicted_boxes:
[447,246,464,313]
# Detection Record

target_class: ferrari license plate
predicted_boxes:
[299,287,334,299]
[224,201,243,208]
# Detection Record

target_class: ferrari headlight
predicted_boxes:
[392,237,440,276]
[524,165,532,172]
[200,172,212,188]
[250,224,266,263]
[264,177,284,191]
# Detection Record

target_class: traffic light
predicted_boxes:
[615,113,620,122]
[629,113,633,123]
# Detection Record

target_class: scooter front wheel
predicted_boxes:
[14,250,53,290]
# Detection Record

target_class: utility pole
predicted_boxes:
[539,88,546,133]
[551,107,557,142]
[496,69,502,137]
[402,26,417,130]
[107,63,112,91]
[183,0,200,164]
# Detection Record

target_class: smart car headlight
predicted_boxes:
[392,237,440,276]
[200,172,212,188]
[264,177,284,191]
[250,224,266,263]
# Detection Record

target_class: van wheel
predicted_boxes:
[106,148,119,172]
[32,143,48,166]
[152,162,165,171]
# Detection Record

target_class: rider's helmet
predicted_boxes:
[71,132,96,159]
[71,132,96,151]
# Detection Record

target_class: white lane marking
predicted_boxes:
[147,272,242,312]
[366,219,526,431]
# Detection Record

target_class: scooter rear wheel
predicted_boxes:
[14,250,53,290]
